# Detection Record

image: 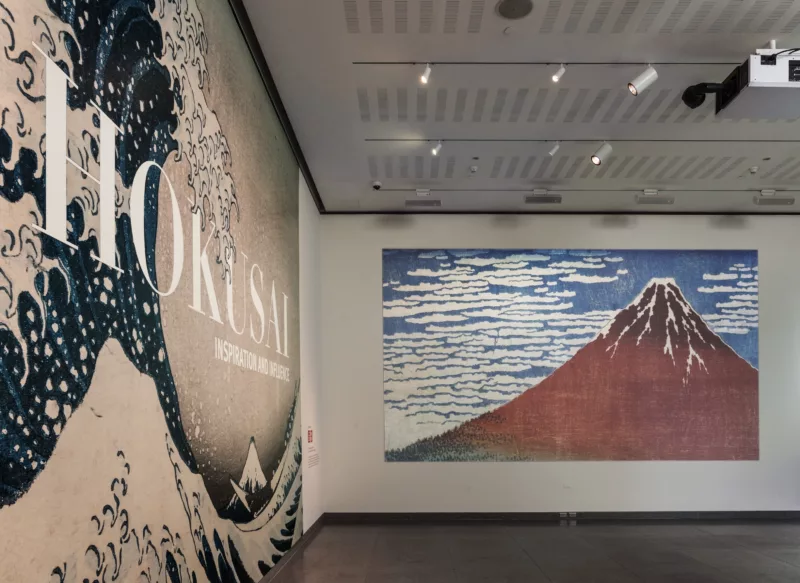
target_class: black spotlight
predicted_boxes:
[681,83,725,110]
[682,85,707,109]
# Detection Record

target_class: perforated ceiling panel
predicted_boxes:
[353,84,745,125]
[365,149,800,186]
[339,0,800,36]
[244,0,800,212]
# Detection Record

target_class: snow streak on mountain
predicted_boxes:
[240,438,270,494]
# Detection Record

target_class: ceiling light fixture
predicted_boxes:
[591,142,612,166]
[628,65,658,96]
[552,64,566,83]
[420,63,432,85]
[548,142,560,157]
[431,140,443,156]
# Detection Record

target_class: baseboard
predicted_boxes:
[258,516,325,583]
[324,511,800,524]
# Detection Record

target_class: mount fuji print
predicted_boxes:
[384,249,759,462]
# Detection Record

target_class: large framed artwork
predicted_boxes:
[1,0,301,581]
[384,250,759,462]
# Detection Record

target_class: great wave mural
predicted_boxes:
[384,249,759,462]
[0,0,302,581]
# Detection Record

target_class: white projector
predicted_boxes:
[715,50,800,120]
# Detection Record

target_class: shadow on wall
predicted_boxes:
[591,215,638,229]
[709,215,750,229]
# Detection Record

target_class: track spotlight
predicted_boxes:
[548,142,560,157]
[420,63,432,85]
[552,64,566,83]
[431,140,442,156]
[628,66,658,96]
[591,143,612,166]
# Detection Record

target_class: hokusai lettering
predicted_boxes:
[34,47,291,360]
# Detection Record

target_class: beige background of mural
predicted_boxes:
[156,0,300,502]
[0,338,303,581]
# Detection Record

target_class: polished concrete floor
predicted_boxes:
[273,521,800,582]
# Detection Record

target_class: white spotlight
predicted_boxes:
[420,63,432,85]
[552,64,566,83]
[628,65,658,96]
[548,142,560,157]
[591,142,612,166]
[431,140,442,156]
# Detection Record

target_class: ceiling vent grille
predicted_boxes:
[406,199,442,208]
[419,0,434,33]
[445,157,456,178]
[637,0,666,33]
[525,193,563,204]
[395,0,408,33]
[684,1,714,33]
[612,0,639,33]
[472,89,488,122]
[508,89,528,122]
[754,191,795,205]
[588,0,613,33]
[733,0,768,33]
[636,190,675,205]
[468,0,485,32]
[368,0,383,33]
[444,0,460,32]
[564,0,588,33]
[759,1,793,33]
[343,0,360,33]
[540,1,561,32]
[780,3,800,33]
[709,2,738,33]
[661,0,692,34]
[357,88,370,121]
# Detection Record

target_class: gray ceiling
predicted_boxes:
[242,0,800,213]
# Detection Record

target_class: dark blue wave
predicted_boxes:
[0,0,193,508]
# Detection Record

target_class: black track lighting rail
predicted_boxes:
[376,188,800,193]
[353,61,741,66]
[365,138,800,144]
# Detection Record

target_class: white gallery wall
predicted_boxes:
[300,174,324,529]
[319,214,800,512]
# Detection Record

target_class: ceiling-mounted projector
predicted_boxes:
[690,48,800,120]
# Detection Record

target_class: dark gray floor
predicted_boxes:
[273,521,800,582]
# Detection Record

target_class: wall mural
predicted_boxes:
[384,249,759,462]
[0,0,301,581]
